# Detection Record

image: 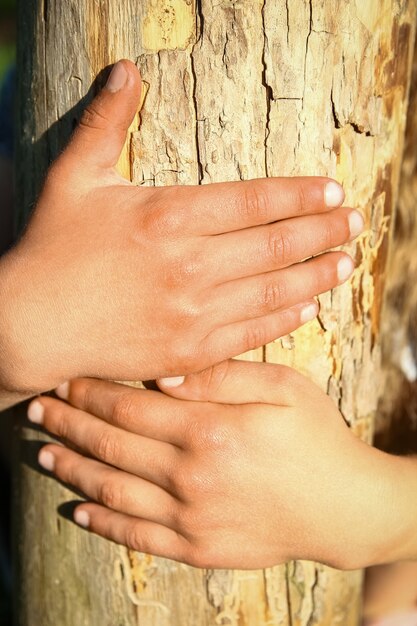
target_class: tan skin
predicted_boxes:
[28,361,417,571]
[0,60,360,410]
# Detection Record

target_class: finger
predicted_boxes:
[50,379,192,446]
[206,207,363,283]
[201,299,319,365]
[158,359,316,408]
[72,504,191,564]
[63,59,141,170]
[38,444,178,527]
[164,176,345,235]
[28,396,179,489]
[207,251,353,326]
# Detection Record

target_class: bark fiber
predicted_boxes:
[15,1,417,625]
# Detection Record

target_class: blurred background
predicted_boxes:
[0,0,15,82]
[0,0,15,623]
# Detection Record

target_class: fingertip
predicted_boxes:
[105,59,141,94]
[55,381,69,400]
[337,255,355,283]
[27,399,44,425]
[300,301,319,324]
[348,210,365,240]
[38,448,55,472]
[325,180,345,208]
[157,376,185,389]
[74,508,90,529]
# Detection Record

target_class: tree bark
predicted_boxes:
[15,2,416,625]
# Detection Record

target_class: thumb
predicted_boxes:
[64,59,142,171]
[157,360,308,406]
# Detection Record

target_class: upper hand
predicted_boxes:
[28,360,414,570]
[1,60,361,395]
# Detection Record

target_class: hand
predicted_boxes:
[28,361,417,570]
[0,59,361,400]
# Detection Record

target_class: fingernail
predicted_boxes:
[38,449,55,472]
[159,376,185,388]
[74,509,90,528]
[325,181,345,207]
[300,303,318,324]
[337,256,354,282]
[105,61,128,92]
[27,400,44,424]
[55,382,69,400]
[348,210,365,239]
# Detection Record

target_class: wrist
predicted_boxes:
[0,251,68,396]
[311,439,417,571]
[378,453,417,564]
[341,445,417,569]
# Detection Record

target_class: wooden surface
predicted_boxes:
[15,1,417,625]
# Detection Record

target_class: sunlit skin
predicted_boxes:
[29,360,417,571]
[0,60,361,410]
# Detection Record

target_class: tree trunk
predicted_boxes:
[14,2,416,625]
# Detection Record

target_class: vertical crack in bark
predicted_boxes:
[190,0,204,184]
[42,0,48,24]
[303,0,313,102]
[306,567,319,626]
[285,563,294,626]
[330,86,341,129]
[261,0,273,178]
[285,0,290,46]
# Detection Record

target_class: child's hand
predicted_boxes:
[28,360,416,570]
[0,60,361,399]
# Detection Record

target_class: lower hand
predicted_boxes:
[28,360,417,570]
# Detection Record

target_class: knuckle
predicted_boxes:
[51,410,70,440]
[175,300,201,327]
[296,183,309,214]
[145,208,180,237]
[173,258,202,288]
[125,524,146,552]
[111,393,135,426]
[321,218,338,248]
[97,477,121,510]
[174,465,210,500]
[262,279,286,312]
[239,182,270,222]
[243,322,266,352]
[70,378,94,411]
[160,253,203,294]
[93,430,120,464]
[266,227,294,265]
[142,188,184,236]
[197,420,231,452]
[79,101,110,131]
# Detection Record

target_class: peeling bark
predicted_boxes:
[15,1,416,625]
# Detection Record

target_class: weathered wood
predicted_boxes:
[375,30,417,455]
[15,2,416,625]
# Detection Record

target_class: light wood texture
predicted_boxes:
[15,2,416,625]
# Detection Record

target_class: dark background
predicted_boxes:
[0,1,15,623]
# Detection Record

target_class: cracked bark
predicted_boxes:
[15,1,416,625]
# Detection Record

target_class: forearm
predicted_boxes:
[0,389,32,412]
[347,446,417,569]
[0,254,40,409]
[381,453,417,564]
